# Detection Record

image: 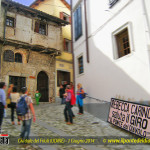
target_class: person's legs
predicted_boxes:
[64,104,68,122]
[24,119,32,139]
[68,103,73,123]
[11,106,14,123]
[0,103,4,133]
[80,106,84,114]
[20,120,25,138]
[16,108,21,125]
[61,98,63,104]
[36,98,39,105]
[71,105,75,118]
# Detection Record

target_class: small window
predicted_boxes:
[6,16,15,27]
[78,56,84,74]
[74,5,82,41]
[9,76,26,92]
[57,70,70,86]
[15,53,22,63]
[60,12,71,23]
[3,50,14,62]
[34,21,47,35]
[109,0,119,8]
[39,23,46,35]
[115,28,131,58]
[64,39,71,53]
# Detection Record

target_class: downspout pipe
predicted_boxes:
[0,2,9,79]
[141,0,150,69]
[70,0,76,93]
[84,0,90,63]
[141,0,150,40]
[3,3,9,45]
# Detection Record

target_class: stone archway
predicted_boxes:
[37,71,49,102]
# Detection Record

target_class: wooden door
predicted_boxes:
[37,71,49,102]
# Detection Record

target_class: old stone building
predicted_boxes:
[30,0,73,97]
[0,0,68,102]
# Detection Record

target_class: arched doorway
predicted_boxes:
[37,71,49,102]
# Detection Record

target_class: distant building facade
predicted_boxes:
[0,0,68,102]
[30,0,73,96]
[72,0,150,102]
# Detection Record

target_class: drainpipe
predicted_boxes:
[3,3,9,45]
[141,0,150,68]
[0,2,9,79]
[141,0,150,39]
[84,0,90,63]
[71,0,76,93]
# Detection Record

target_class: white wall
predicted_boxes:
[73,0,150,102]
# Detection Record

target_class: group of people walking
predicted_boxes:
[0,80,85,140]
[0,82,36,140]
[59,81,85,125]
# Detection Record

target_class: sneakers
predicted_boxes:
[77,113,83,115]
[66,122,73,125]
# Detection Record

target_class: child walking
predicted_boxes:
[35,90,41,105]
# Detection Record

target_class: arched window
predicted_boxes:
[15,53,22,63]
[3,50,14,62]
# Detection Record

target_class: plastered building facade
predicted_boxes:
[72,0,150,103]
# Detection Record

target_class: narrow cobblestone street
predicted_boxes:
[1,100,150,150]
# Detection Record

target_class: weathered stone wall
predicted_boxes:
[4,11,63,51]
[1,45,56,103]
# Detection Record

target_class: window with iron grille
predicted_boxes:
[115,28,131,58]
[6,16,15,27]
[74,5,82,41]
[3,50,14,62]
[34,21,47,35]
[78,56,84,74]
[109,0,119,8]
[9,76,26,92]
[15,53,22,63]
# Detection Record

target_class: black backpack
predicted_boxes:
[16,95,28,116]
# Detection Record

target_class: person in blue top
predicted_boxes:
[76,83,85,115]
[0,82,7,134]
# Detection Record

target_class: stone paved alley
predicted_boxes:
[1,99,150,150]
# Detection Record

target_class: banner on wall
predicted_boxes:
[108,98,150,138]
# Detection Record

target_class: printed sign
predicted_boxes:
[108,98,150,138]
[0,134,9,145]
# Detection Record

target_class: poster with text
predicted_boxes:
[108,98,150,138]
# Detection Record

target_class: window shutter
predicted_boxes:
[34,21,39,33]
[57,70,60,86]
[14,18,16,28]
[60,12,64,19]
[69,16,71,24]
[64,39,66,51]
[46,24,48,36]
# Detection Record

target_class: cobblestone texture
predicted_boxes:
[1,101,150,150]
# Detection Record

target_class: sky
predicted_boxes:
[12,0,71,6]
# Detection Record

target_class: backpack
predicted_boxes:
[16,95,28,116]
[68,89,76,105]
